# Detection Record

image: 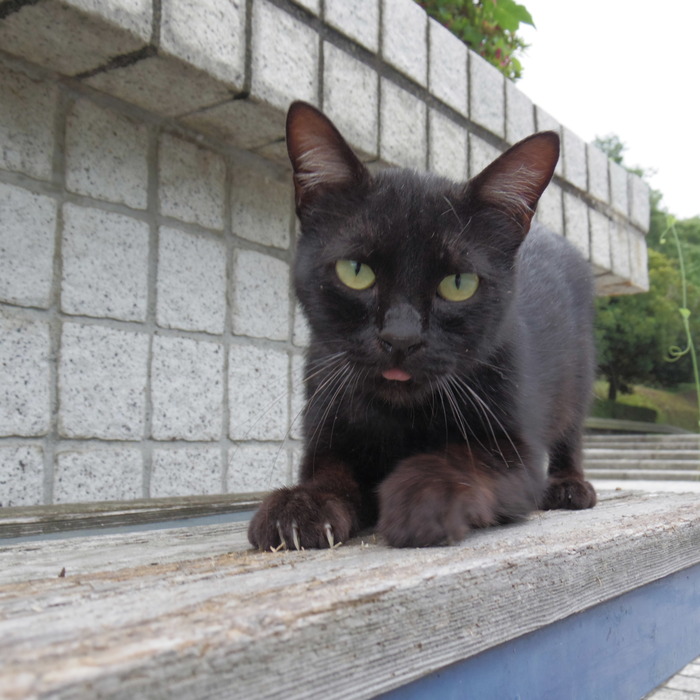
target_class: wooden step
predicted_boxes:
[0,491,698,699]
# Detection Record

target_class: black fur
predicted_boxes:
[248,102,596,550]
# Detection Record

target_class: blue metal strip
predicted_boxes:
[377,563,700,700]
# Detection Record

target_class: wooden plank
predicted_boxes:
[0,490,699,699]
[0,493,263,539]
[378,564,700,700]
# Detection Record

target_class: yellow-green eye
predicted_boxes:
[335,260,376,290]
[437,273,479,301]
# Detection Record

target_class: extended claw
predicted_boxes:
[291,521,301,551]
[324,522,334,549]
[276,521,287,550]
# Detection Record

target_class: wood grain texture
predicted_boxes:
[1,490,699,699]
[0,493,263,538]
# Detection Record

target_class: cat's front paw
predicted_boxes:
[377,455,498,547]
[248,486,357,551]
[541,476,597,510]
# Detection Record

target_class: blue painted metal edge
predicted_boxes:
[377,563,700,700]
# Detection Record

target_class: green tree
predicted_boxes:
[596,249,694,400]
[417,0,533,80]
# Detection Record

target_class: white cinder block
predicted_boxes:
[182,99,285,152]
[629,174,651,231]
[293,304,311,348]
[290,352,305,441]
[290,0,320,13]
[562,127,587,190]
[534,107,562,177]
[0,445,44,507]
[0,65,56,180]
[469,52,504,138]
[428,18,468,116]
[380,79,427,170]
[231,162,292,249]
[0,316,51,437]
[323,42,379,159]
[227,443,290,492]
[229,343,289,440]
[609,221,632,280]
[429,110,468,183]
[628,229,649,292]
[325,0,379,52]
[381,0,428,86]
[587,144,610,204]
[86,55,234,118]
[251,0,319,110]
[61,204,149,321]
[0,0,151,76]
[609,160,629,217]
[232,249,290,341]
[468,134,501,178]
[290,446,303,484]
[65,99,149,210]
[0,183,57,308]
[563,192,590,259]
[159,133,226,230]
[160,0,246,87]
[54,447,143,503]
[536,182,564,236]
[157,227,227,334]
[589,209,612,275]
[151,335,224,441]
[505,81,535,144]
[151,447,222,497]
[59,323,148,440]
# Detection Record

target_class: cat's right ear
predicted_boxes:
[286,101,369,213]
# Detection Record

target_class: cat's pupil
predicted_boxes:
[353,261,361,276]
[454,273,462,289]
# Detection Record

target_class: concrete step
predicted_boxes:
[586,469,700,481]
[584,443,700,454]
[585,449,700,461]
[584,459,700,472]
[585,434,700,446]
[583,433,700,482]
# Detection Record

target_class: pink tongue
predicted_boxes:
[382,368,412,382]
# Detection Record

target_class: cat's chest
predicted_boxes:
[336,407,450,475]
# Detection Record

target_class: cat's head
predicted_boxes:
[287,101,559,407]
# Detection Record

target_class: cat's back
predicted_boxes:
[516,223,593,322]
[512,223,595,438]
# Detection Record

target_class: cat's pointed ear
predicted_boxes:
[470,131,560,229]
[286,101,369,212]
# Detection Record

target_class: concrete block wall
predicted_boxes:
[0,0,650,506]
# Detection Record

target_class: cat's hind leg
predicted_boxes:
[541,428,596,510]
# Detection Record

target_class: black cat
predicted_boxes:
[248,101,596,550]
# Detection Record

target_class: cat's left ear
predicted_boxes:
[469,131,560,230]
[286,101,369,213]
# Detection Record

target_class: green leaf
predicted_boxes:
[680,307,692,319]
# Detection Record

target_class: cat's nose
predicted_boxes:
[380,304,423,354]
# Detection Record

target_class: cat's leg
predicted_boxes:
[248,454,362,550]
[377,443,541,548]
[541,427,596,510]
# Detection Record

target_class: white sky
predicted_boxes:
[517,0,698,219]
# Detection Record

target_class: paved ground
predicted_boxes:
[646,657,700,699]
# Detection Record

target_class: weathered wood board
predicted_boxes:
[0,494,263,539]
[1,490,698,699]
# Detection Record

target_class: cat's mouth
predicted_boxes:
[381,368,412,382]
